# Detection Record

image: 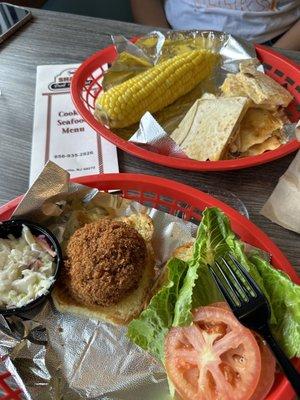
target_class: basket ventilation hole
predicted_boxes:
[274,69,284,77]
[191,207,202,216]
[143,192,157,199]
[285,77,295,86]
[158,205,170,213]
[159,195,173,203]
[126,190,141,200]
[142,201,154,208]
[177,201,189,209]
[262,63,272,70]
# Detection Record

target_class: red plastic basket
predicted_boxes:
[71,43,300,171]
[0,173,299,399]
[0,372,22,400]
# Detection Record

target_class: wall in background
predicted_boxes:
[43,0,133,22]
[0,1,47,6]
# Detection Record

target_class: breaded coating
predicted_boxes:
[64,219,147,306]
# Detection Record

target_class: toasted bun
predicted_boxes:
[172,241,194,262]
[117,213,154,243]
[152,241,195,295]
[52,213,155,325]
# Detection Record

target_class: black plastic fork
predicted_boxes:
[209,253,300,397]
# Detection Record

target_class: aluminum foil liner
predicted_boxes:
[101,30,296,157]
[129,112,187,158]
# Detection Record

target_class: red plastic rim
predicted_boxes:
[71,42,300,171]
[0,173,299,400]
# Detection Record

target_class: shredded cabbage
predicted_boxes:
[0,225,55,309]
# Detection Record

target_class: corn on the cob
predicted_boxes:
[95,50,218,129]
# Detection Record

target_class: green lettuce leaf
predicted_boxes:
[128,206,299,363]
[250,255,300,358]
[173,208,226,326]
[127,258,188,362]
[225,235,276,325]
[174,208,274,324]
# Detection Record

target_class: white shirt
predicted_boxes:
[164,0,300,43]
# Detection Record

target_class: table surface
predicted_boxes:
[0,8,299,273]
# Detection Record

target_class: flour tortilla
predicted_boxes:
[171,95,249,161]
[230,108,284,153]
[241,135,282,157]
[221,63,293,110]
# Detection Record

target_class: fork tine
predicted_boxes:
[228,253,262,297]
[208,265,234,305]
[220,257,251,300]
[209,262,240,307]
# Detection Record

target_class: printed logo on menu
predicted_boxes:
[48,68,93,91]
[48,68,76,91]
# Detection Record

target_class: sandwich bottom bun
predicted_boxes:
[52,213,155,325]
[172,241,194,262]
[152,241,195,295]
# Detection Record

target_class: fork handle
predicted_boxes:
[257,324,300,396]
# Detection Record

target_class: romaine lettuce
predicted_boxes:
[127,258,188,361]
[173,207,227,326]
[128,207,300,361]
[250,255,300,358]
[174,208,273,324]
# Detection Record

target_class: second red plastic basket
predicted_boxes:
[0,173,299,399]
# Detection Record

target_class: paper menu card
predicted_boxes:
[30,63,118,185]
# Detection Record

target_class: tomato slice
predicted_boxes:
[211,302,276,400]
[165,306,261,400]
[209,302,276,399]
[250,334,276,400]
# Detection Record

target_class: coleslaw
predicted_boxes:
[0,225,56,309]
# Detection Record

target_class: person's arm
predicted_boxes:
[273,19,300,51]
[130,0,170,28]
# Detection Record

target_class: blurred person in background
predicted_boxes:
[130,0,300,50]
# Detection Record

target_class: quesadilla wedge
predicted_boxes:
[241,135,282,157]
[221,63,293,110]
[170,94,249,161]
[230,108,284,153]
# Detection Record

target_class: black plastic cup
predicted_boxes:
[0,219,62,316]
